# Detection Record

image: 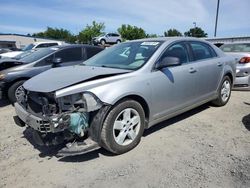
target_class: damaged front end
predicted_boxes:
[14,89,108,156]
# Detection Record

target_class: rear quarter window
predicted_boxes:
[190,42,217,61]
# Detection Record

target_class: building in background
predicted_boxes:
[0,33,65,49]
[206,36,250,47]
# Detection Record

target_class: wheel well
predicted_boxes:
[225,72,233,84]
[7,78,29,90]
[115,95,150,125]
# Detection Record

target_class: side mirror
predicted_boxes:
[52,57,62,67]
[156,57,181,69]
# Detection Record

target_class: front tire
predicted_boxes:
[100,39,106,46]
[8,80,26,104]
[212,76,232,106]
[101,99,145,154]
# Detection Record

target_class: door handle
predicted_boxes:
[217,62,223,67]
[189,67,197,73]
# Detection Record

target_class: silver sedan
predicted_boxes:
[14,37,236,156]
[220,42,250,90]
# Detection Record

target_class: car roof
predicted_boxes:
[33,41,62,45]
[52,44,104,50]
[131,37,207,43]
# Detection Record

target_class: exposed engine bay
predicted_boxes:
[15,88,106,156]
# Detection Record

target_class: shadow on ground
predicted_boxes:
[242,114,250,131]
[143,103,210,136]
[0,99,10,107]
[21,103,210,162]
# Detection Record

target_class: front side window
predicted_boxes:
[190,42,216,61]
[83,41,163,70]
[55,47,82,62]
[160,43,189,64]
[20,48,57,63]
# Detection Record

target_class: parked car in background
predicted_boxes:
[0,41,63,59]
[14,37,235,156]
[0,49,39,71]
[220,42,250,90]
[0,44,103,103]
[92,33,121,45]
[0,48,12,55]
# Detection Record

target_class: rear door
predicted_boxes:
[188,41,223,100]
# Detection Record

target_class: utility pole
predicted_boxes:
[214,0,220,37]
[193,22,196,37]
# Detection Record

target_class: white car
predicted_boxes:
[0,41,63,59]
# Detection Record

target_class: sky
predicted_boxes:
[0,0,249,38]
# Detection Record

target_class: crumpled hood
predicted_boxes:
[23,65,131,92]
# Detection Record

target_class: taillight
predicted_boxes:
[239,57,250,64]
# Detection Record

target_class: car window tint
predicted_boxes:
[47,43,58,47]
[86,47,103,59]
[190,42,216,61]
[55,47,82,62]
[35,54,54,66]
[161,43,189,64]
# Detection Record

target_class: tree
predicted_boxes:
[184,27,208,38]
[164,29,182,37]
[33,27,76,43]
[78,21,105,44]
[146,33,158,38]
[117,24,147,40]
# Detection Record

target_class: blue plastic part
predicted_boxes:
[69,112,89,135]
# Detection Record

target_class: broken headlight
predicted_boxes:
[57,92,102,112]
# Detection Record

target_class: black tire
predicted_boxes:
[211,76,232,106]
[116,39,121,44]
[7,80,26,104]
[101,99,145,154]
[100,39,106,45]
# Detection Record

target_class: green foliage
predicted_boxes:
[78,21,105,44]
[32,27,76,43]
[184,27,208,38]
[118,24,147,40]
[146,33,158,38]
[164,29,182,37]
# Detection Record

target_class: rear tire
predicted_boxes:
[212,76,232,106]
[116,39,121,44]
[101,99,145,154]
[8,80,26,104]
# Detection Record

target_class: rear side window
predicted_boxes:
[36,43,58,48]
[190,42,217,61]
[86,47,103,59]
[55,47,82,62]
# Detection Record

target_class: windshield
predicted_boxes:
[220,43,250,52]
[13,49,39,60]
[23,44,35,51]
[83,41,163,70]
[20,47,58,63]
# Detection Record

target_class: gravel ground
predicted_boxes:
[0,91,250,188]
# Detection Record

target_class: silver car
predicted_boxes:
[92,33,122,45]
[14,37,236,156]
[220,42,250,90]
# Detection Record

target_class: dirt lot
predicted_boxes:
[0,91,250,188]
